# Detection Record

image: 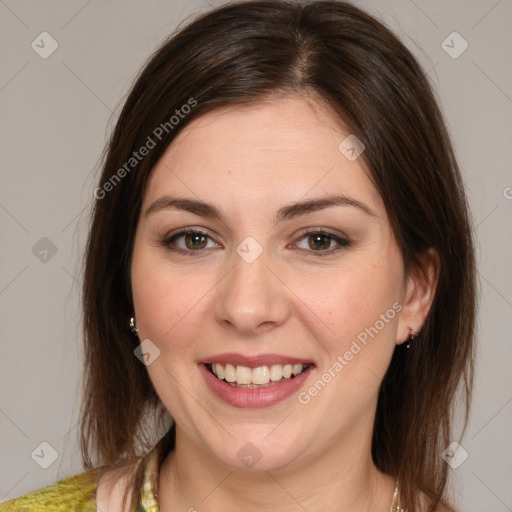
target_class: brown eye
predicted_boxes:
[307,233,332,251]
[183,232,208,250]
[161,229,217,255]
[294,230,349,256]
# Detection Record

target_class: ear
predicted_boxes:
[397,247,440,345]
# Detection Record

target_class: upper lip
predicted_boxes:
[200,353,314,367]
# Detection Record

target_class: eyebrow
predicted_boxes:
[144,193,377,222]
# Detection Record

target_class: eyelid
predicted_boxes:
[164,226,216,240]
[293,226,347,239]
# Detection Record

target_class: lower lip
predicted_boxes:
[199,363,314,408]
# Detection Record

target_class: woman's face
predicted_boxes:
[131,95,422,471]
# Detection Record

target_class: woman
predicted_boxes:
[0,1,476,511]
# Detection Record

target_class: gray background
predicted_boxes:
[0,0,511,510]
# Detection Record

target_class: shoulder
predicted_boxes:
[0,468,102,512]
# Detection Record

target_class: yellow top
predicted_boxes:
[0,440,405,511]
[0,443,161,512]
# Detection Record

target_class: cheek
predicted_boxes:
[297,253,403,355]
[293,261,403,417]
[130,249,209,408]
[130,241,222,364]
[132,268,205,343]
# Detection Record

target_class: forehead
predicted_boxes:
[143,95,384,215]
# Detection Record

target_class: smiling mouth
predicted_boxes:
[205,362,313,388]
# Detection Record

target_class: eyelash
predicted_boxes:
[159,228,350,257]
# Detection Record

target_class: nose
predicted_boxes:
[213,245,290,336]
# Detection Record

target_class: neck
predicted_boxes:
[157,426,395,512]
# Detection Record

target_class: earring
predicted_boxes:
[406,328,416,349]
[129,316,138,336]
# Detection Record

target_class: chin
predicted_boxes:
[204,430,306,472]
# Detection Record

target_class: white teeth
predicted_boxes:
[292,364,303,376]
[252,366,270,385]
[209,363,309,386]
[235,365,252,385]
[213,363,224,380]
[269,364,283,382]
[224,364,236,383]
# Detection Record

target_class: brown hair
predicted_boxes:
[80,1,477,511]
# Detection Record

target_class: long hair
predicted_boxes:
[80,2,477,510]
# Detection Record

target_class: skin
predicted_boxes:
[104,94,438,512]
